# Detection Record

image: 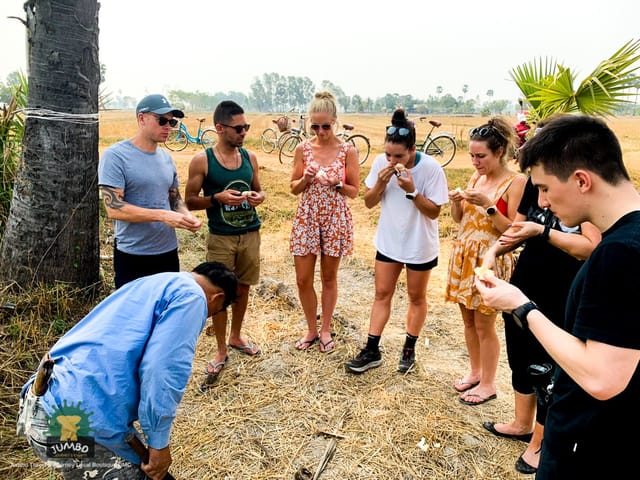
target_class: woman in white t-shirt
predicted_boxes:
[345,109,449,375]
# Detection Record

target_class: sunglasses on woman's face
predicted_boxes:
[150,114,178,127]
[310,123,332,131]
[386,126,410,136]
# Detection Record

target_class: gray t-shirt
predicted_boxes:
[98,140,179,255]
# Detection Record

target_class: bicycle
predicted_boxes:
[278,113,311,164]
[414,117,456,168]
[335,124,371,165]
[164,117,217,152]
[260,110,295,154]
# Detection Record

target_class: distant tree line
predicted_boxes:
[3,69,638,116]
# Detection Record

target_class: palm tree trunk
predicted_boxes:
[0,0,100,288]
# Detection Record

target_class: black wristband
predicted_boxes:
[541,224,551,241]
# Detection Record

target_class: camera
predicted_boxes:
[527,363,554,407]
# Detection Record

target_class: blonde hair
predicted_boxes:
[308,91,338,120]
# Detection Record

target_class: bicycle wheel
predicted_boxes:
[276,131,292,148]
[279,135,301,164]
[347,134,371,165]
[200,128,217,149]
[424,135,456,168]
[261,128,277,154]
[165,128,188,151]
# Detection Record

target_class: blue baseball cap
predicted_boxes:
[135,94,184,118]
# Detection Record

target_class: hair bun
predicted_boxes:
[391,108,408,126]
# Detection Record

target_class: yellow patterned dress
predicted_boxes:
[445,173,521,315]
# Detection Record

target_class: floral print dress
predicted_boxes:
[290,141,354,257]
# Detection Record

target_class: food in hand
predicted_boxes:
[316,169,328,181]
[454,187,464,194]
[394,164,406,176]
[241,191,253,197]
[474,265,495,278]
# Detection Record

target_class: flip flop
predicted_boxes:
[295,336,319,351]
[459,393,497,406]
[453,379,480,393]
[200,356,228,391]
[228,341,261,356]
[319,338,335,353]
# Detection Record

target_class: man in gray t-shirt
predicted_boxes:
[98,94,201,288]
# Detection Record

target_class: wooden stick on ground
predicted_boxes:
[312,410,347,480]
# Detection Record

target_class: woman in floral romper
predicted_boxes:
[290,91,360,352]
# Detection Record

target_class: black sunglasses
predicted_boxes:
[220,123,251,134]
[310,123,332,131]
[470,125,504,139]
[386,126,410,136]
[149,113,178,127]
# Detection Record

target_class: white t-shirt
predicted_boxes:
[364,152,449,264]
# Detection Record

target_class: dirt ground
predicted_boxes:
[22,114,634,479]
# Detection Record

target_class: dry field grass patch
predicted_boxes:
[11,112,640,479]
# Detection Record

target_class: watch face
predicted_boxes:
[486,206,496,215]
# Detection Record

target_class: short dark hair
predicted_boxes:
[213,100,244,125]
[192,262,238,308]
[385,108,416,148]
[519,114,629,184]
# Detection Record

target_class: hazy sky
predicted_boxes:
[1,0,638,106]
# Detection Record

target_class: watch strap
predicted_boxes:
[512,301,538,330]
[406,189,419,200]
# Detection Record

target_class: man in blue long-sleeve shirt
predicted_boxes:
[17,262,237,480]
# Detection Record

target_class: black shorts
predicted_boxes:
[113,247,179,289]
[375,251,438,271]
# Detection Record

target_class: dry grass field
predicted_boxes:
[12,111,640,479]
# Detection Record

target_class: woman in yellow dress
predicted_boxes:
[445,116,526,405]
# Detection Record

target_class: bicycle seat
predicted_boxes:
[197,117,206,122]
[342,124,354,131]
[429,120,442,128]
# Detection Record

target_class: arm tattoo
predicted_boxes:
[169,188,184,211]
[101,186,126,210]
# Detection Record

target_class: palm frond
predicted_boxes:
[510,39,640,120]
[574,39,640,116]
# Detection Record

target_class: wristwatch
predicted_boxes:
[406,189,419,200]
[485,205,497,216]
[334,181,343,190]
[512,301,538,330]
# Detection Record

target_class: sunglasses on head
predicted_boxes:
[386,126,410,136]
[470,125,502,139]
[310,123,332,131]
[149,114,178,127]
[220,123,251,134]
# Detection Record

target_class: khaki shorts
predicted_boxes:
[206,230,261,285]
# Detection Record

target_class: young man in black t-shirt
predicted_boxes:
[476,115,640,479]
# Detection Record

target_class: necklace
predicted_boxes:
[215,146,240,169]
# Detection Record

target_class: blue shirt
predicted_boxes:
[98,139,180,255]
[23,272,208,463]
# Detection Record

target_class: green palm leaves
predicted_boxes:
[510,39,640,121]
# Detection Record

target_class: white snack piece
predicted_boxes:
[474,265,495,278]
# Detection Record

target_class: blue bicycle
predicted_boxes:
[164,117,217,151]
